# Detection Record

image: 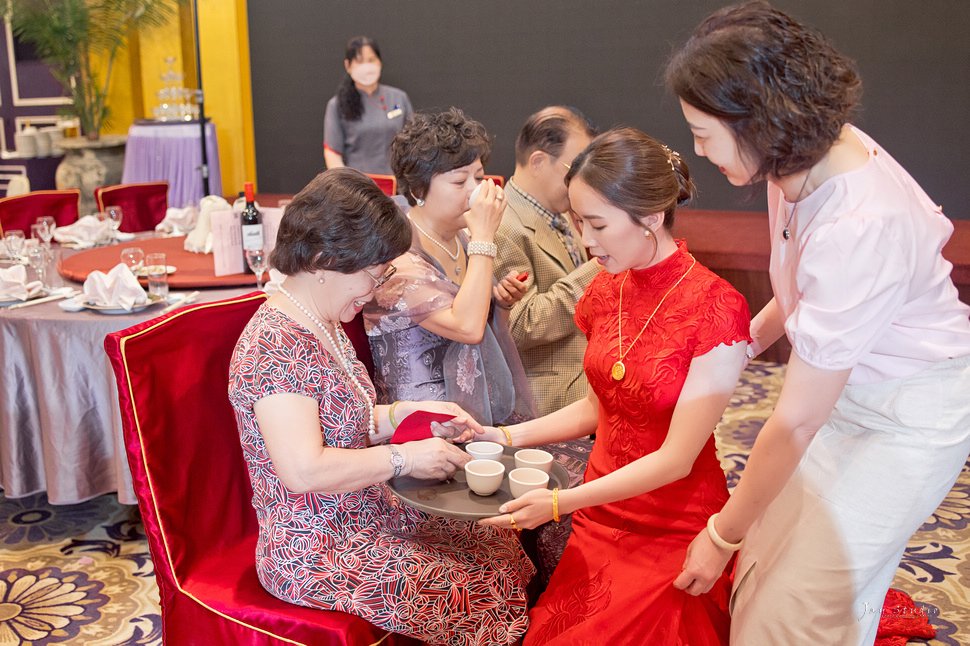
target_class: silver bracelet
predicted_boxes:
[466,240,497,258]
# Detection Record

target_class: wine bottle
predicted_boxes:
[240,182,263,274]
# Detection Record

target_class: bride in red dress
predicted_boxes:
[481,127,751,645]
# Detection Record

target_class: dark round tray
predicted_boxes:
[388,445,570,520]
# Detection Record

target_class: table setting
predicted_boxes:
[53,213,137,249]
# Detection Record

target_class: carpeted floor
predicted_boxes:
[0,361,966,644]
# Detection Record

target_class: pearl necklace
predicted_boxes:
[409,215,462,275]
[278,285,376,437]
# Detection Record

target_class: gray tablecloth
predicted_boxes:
[0,252,245,504]
[122,122,222,208]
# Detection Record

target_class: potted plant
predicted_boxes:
[5,0,181,140]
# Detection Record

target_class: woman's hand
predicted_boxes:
[493,270,528,310]
[402,438,471,481]
[672,528,733,596]
[411,400,484,443]
[465,179,506,242]
[478,487,555,530]
[476,425,509,445]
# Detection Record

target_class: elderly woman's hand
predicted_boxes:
[494,270,528,310]
[402,438,471,481]
[465,179,507,242]
[405,400,484,443]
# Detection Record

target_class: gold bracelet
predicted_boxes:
[706,513,743,552]
[388,400,403,430]
[498,425,512,446]
[552,487,560,523]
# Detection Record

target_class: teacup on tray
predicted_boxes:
[509,467,550,498]
[466,441,504,461]
[514,448,553,474]
[465,459,505,496]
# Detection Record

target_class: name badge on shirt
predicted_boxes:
[387,108,404,120]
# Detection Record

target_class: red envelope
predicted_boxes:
[390,410,457,444]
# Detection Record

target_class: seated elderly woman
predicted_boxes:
[228,168,534,645]
[365,107,536,425]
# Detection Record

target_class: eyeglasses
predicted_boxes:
[365,264,397,289]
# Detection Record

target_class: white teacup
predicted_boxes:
[508,467,550,498]
[465,441,504,462]
[514,449,553,474]
[464,459,505,496]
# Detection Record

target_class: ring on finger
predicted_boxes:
[509,513,518,531]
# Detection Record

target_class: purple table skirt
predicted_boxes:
[122,122,222,208]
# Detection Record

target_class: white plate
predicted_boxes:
[0,287,48,306]
[134,265,177,277]
[79,293,166,315]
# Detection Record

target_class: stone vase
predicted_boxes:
[55,135,126,215]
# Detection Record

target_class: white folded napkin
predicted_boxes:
[156,206,198,236]
[82,263,148,310]
[0,264,43,301]
[184,195,228,254]
[53,215,114,248]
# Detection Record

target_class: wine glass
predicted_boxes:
[120,247,145,274]
[25,243,47,290]
[4,230,25,259]
[105,206,124,234]
[37,216,56,250]
[245,249,268,290]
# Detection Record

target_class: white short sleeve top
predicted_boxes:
[768,126,970,384]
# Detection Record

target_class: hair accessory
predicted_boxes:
[706,513,743,552]
[661,144,680,173]
[466,240,497,259]
[552,487,561,523]
[612,254,696,381]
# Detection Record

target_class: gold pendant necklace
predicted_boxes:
[613,254,696,381]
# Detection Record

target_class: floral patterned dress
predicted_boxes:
[525,242,751,645]
[229,305,535,646]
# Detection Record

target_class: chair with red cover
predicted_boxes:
[0,189,80,235]
[364,173,397,197]
[104,292,415,646]
[95,181,169,233]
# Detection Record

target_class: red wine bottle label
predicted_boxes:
[242,224,264,251]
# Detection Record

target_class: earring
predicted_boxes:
[318,274,326,284]
[411,192,425,207]
[643,228,653,238]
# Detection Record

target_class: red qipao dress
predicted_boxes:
[524,241,751,646]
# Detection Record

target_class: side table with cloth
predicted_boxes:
[122,121,222,209]
[0,238,253,504]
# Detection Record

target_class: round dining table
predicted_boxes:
[0,236,256,505]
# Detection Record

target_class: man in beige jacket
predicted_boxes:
[494,106,600,415]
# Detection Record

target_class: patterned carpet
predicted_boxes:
[0,361,966,645]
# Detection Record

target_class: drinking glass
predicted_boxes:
[3,230,25,259]
[245,249,268,290]
[120,247,145,273]
[145,252,169,298]
[36,216,56,250]
[105,206,124,233]
[25,243,47,289]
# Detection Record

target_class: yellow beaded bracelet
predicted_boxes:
[552,487,561,523]
[497,425,512,446]
[388,400,403,430]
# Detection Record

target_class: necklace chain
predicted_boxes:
[782,170,813,241]
[612,254,697,381]
[279,285,376,437]
[409,215,461,261]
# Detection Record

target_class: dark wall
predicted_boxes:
[248,1,970,218]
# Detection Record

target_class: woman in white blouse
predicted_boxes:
[666,3,970,645]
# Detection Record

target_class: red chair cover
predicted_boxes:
[342,313,375,380]
[0,189,80,235]
[485,174,505,188]
[104,292,414,645]
[364,173,397,197]
[95,181,169,233]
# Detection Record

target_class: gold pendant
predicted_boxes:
[611,360,626,381]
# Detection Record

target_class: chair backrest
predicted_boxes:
[95,181,169,233]
[0,189,80,236]
[365,173,397,197]
[485,174,505,188]
[104,292,267,589]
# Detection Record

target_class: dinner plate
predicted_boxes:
[134,265,177,277]
[0,287,48,306]
[79,293,166,314]
[388,445,570,520]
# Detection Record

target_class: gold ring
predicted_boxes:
[509,514,518,530]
